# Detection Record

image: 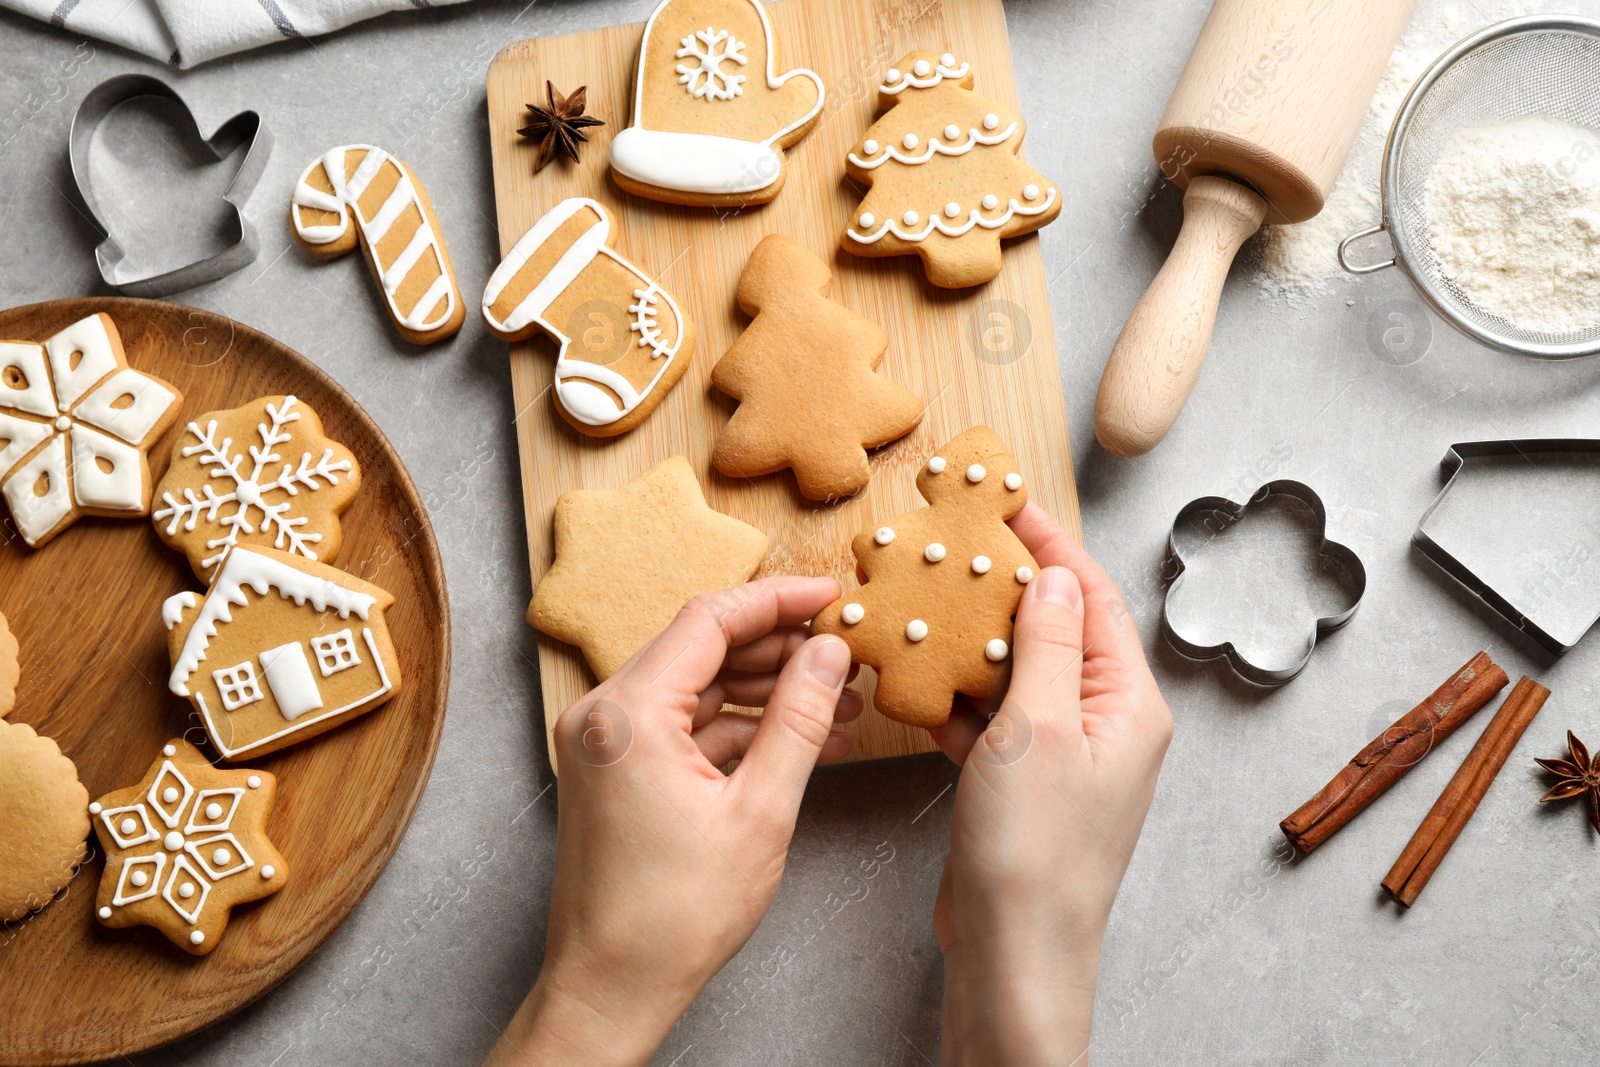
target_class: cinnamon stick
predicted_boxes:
[1383,675,1550,907]
[1280,652,1508,854]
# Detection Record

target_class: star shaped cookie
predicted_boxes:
[711,235,925,500]
[91,738,288,955]
[530,456,769,679]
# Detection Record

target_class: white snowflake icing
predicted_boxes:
[153,396,352,576]
[676,27,747,101]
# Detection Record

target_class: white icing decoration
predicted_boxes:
[1004,472,1023,490]
[89,802,102,814]
[290,146,458,335]
[178,881,195,898]
[99,906,111,919]
[311,629,362,676]
[676,27,748,101]
[885,67,901,83]
[1016,566,1034,584]
[982,194,999,210]
[112,854,163,905]
[985,638,1009,662]
[214,661,264,712]
[190,931,205,945]
[944,202,961,218]
[881,57,970,94]
[859,212,875,228]
[164,831,184,851]
[0,341,57,417]
[120,817,137,835]
[163,744,176,756]
[212,848,230,866]
[902,133,919,150]
[187,789,242,833]
[152,396,354,577]
[69,426,144,513]
[874,526,895,545]
[863,139,878,154]
[205,803,223,821]
[608,0,825,197]
[941,53,956,66]
[260,641,325,721]
[54,416,70,431]
[848,120,1018,169]
[924,543,946,562]
[163,787,180,803]
[846,187,1057,245]
[944,124,961,140]
[913,59,931,77]
[966,464,986,483]
[972,555,991,574]
[1024,184,1040,200]
[0,411,51,482]
[480,199,686,428]
[906,619,929,642]
[983,113,999,130]
[73,368,177,446]
[131,870,148,887]
[903,210,919,226]
[2,433,72,546]
[841,603,865,624]
[44,314,118,411]
[163,592,197,631]
[261,865,275,879]
[927,456,946,473]
[247,776,261,789]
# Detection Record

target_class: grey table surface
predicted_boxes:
[4,0,1600,1063]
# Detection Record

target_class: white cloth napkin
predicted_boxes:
[3,0,473,68]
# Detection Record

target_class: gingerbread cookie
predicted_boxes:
[609,0,824,206]
[841,52,1061,288]
[91,739,287,954]
[0,313,182,548]
[290,145,465,344]
[0,720,89,922]
[531,456,768,679]
[813,426,1037,728]
[0,610,16,718]
[482,198,694,437]
[164,545,402,761]
[712,235,924,500]
[152,395,360,582]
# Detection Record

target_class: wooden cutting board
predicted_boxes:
[486,0,1080,765]
[0,299,449,1065]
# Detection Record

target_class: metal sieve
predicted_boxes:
[1338,15,1600,359]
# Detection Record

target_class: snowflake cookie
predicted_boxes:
[813,426,1038,728]
[152,395,360,582]
[608,0,824,206]
[91,738,287,954]
[0,312,182,548]
[0,720,90,922]
[164,545,403,760]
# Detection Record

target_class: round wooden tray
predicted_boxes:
[0,299,450,1065]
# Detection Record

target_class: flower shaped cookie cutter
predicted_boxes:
[68,74,273,297]
[1161,480,1367,686]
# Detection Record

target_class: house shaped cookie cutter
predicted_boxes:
[1414,439,1600,655]
[68,74,272,297]
[1162,480,1367,685]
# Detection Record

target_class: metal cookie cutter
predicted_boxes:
[1415,440,1600,655]
[69,74,272,297]
[1162,481,1368,686]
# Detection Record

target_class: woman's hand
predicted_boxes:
[486,577,861,1067]
[931,503,1174,1066]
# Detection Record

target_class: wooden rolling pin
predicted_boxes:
[1094,0,1415,457]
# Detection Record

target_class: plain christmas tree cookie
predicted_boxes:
[0,609,16,718]
[712,234,924,500]
[531,456,768,679]
[813,426,1038,728]
[841,51,1061,288]
[0,720,89,922]
[609,0,824,206]
[91,739,288,955]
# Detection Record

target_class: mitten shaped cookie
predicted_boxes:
[609,0,824,206]
[841,52,1060,288]
[813,426,1038,728]
[711,235,924,500]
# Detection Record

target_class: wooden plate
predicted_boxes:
[0,298,450,1066]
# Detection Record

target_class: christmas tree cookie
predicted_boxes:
[813,426,1038,728]
[0,720,90,922]
[711,235,924,500]
[841,52,1061,288]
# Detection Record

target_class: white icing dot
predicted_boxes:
[190,930,205,945]
[944,201,961,218]
[966,464,986,483]
[163,831,183,851]
[1024,184,1040,200]
[213,848,231,865]
[941,52,957,66]
[89,802,101,814]
[943,124,960,140]
[927,456,946,473]
[906,619,929,642]
[902,133,919,150]
[205,802,223,820]
[913,59,932,77]
[903,210,920,226]
[261,865,276,879]
[983,113,999,130]
[972,555,992,574]
[178,882,195,899]
[1016,566,1034,584]
[247,775,261,789]
[162,787,179,803]
[1004,473,1023,491]
[163,744,176,756]
[841,603,865,625]
[119,817,136,835]
[985,639,1010,662]
[874,527,895,545]
[924,543,947,562]
[54,415,71,431]
[859,212,875,228]
[886,67,901,83]
[982,193,1000,210]
[98,906,111,919]
[864,139,879,154]
[130,870,148,887]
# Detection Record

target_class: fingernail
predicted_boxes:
[804,635,851,690]
[1034,566,1080,609]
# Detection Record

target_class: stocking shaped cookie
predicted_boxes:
[609,0,824,206]
[483,198,694,437]
[711,235,924,499]
[290,145,465,344]
[813,426,1038,728]
[841,52,1061,288]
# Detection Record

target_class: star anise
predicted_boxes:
[518,81,605,172]
[1536,730,1600,832]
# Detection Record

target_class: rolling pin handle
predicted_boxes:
[1337,224,1397,274]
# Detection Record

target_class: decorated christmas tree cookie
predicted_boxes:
[841,51,1061,288]
[813,426,1038,728]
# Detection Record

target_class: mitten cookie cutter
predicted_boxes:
[69,74,273,297]
[1162,480,1367,685]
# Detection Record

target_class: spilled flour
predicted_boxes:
[1426,115,1600,333]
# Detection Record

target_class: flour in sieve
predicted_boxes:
[1425,115,1600,333]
